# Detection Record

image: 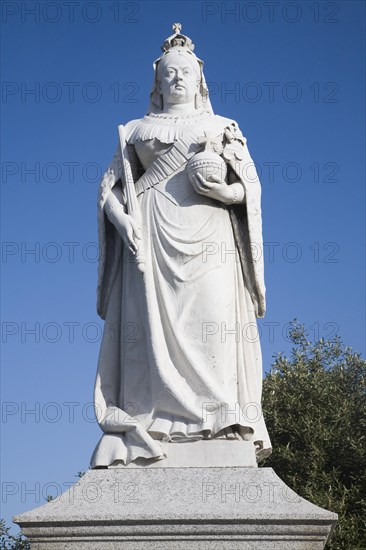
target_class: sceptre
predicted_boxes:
[118,124,145,273]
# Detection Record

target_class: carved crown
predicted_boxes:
[161,23,195,53]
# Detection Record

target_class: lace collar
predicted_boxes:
[125,110,213,144]
[143,109,211,125]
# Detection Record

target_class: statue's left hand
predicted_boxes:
[191,173,233,204]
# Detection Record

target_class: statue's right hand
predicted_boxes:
[104,188,142,255]
[111,209,142,255]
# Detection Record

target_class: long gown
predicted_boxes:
[91,110,271,466]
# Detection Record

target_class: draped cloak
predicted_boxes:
[91,110,271,467]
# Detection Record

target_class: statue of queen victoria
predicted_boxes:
[91,24,271,467]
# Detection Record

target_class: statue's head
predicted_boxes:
[149,24,212,113]
[155,49,201,107]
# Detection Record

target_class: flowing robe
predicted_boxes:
[91,111,271,466]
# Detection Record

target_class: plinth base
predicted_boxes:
[14,461,337,549]
[109,440,258,468]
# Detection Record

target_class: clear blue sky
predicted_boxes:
[1,0,365,532]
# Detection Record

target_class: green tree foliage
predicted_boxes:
[262,321,366,549]
[0,520,30,550]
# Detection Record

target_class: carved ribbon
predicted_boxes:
[134,134,201,196]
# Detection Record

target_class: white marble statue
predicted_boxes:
[91,24,271,467]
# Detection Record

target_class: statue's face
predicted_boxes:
[157,52,200,105]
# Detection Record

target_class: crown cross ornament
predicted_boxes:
[172,23,181,34]
[161,23,195,53]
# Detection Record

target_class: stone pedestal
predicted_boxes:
[14,443,337,549]
[108,440,258,468]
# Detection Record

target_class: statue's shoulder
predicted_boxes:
[123,118,143,138]
[213,114,237,126]
[123,118,143,129]
[210,114,243,134]
[209,115,246,142]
